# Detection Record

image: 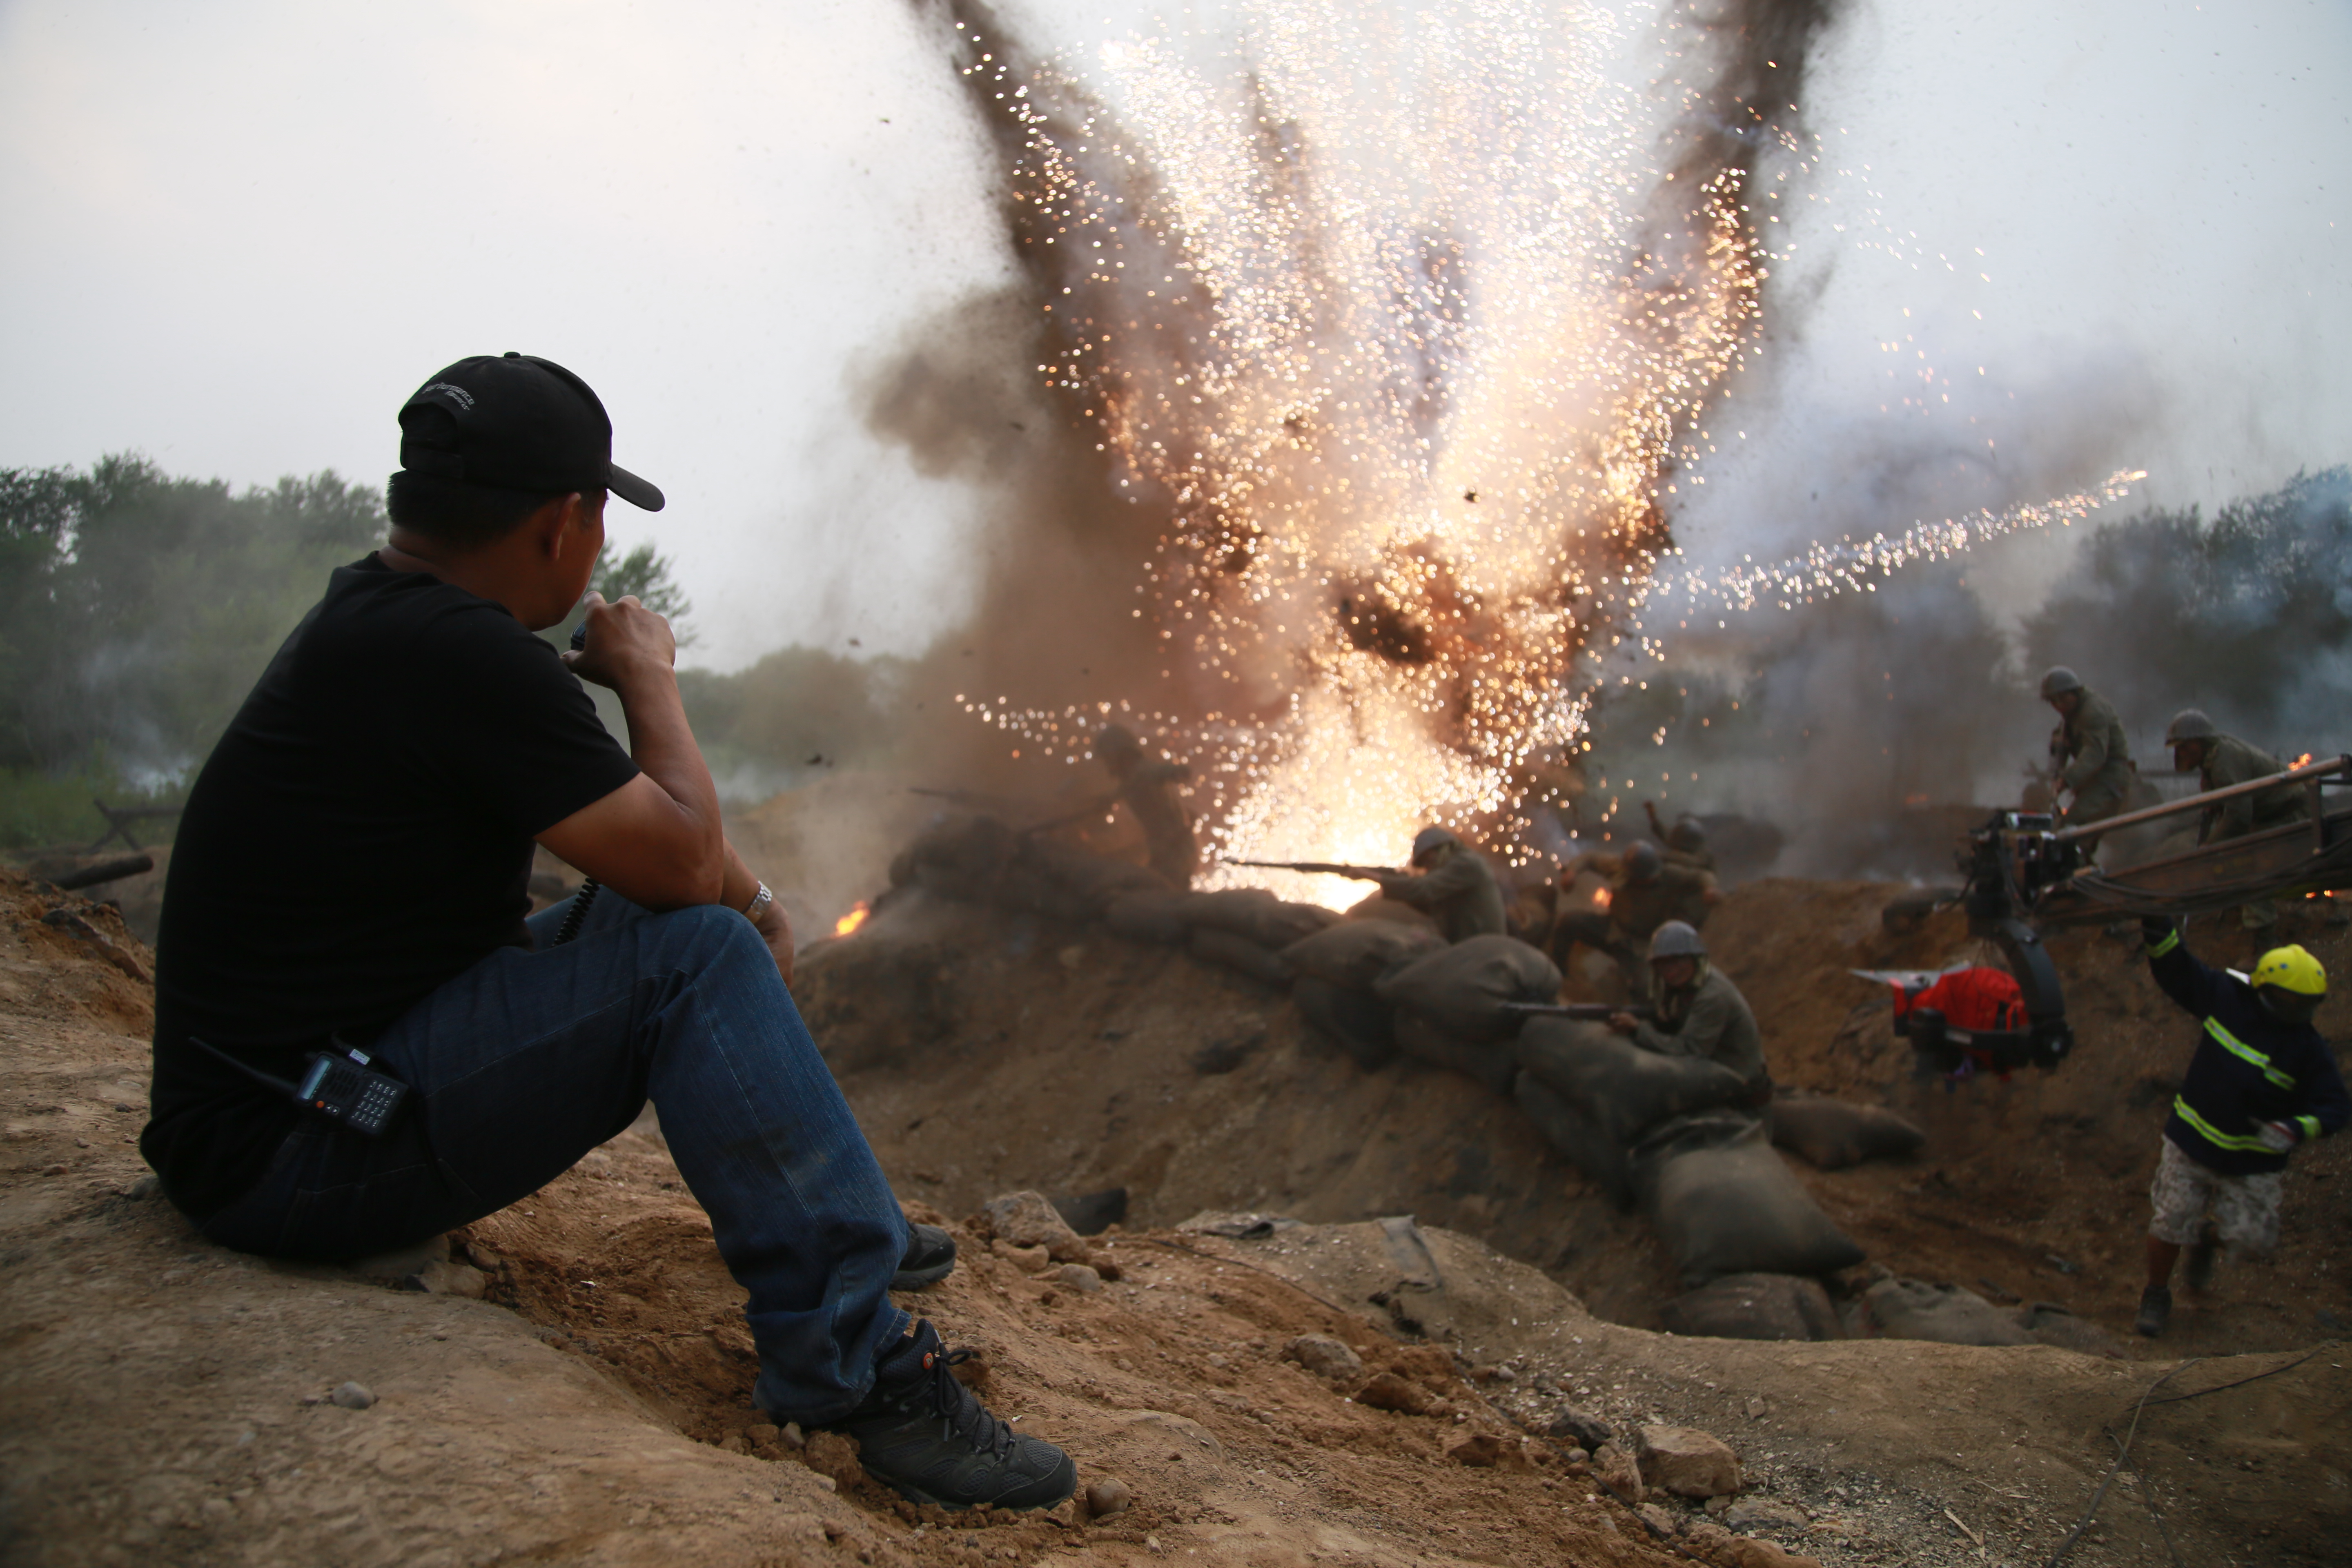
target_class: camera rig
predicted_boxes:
[1893,755,2352,1079]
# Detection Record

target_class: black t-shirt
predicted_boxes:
[143,557,640,1219]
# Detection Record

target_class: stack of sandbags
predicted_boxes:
[1632,1112,1866,1286]
[1768,1094,1926,1169]
[1510,1018,1749,1206]
[1659,1274,1843,1341]
[1281,920,1448,1069]
[889,816,1171,923]
[1169,888,1343,984]
[1372,935,1561,1094]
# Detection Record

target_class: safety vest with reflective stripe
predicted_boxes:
[2203,1016,2297,1091]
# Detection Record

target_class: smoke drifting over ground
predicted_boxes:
[1585,468,2352,878]
[856,0,1854,878]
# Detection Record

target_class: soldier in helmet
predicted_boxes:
[1644,801,1717,875]
[1550,840,1722,985]
[2166,708,2308,929]
[1095,724,1198,889]
[1607,920,1768,1101]
[1368,826,1507,943]
[2038,666,2136,833]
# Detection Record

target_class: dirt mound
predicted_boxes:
[6,866,2350,1566]
[800,879,2352,1358]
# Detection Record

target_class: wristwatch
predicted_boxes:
[743,882,773,921]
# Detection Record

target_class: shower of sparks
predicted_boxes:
[1644,468,2147,618]
[941,2,2133,901]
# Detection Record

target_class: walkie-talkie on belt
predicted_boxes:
[189,1035,408,1137]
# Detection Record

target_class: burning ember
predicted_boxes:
[1591,886,1613,913]
[833,902,871,938]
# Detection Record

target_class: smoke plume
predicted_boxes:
[864,0,1851,887]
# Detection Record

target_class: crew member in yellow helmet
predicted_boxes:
[2132,919,2348,1337]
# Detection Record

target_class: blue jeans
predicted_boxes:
[199,888,910,1423]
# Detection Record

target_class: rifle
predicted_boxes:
[1222,858,1403,881]
[1501,1002,1655,1021]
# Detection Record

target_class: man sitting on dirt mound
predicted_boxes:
[2132,919,2348,1338]
[140,354,1074,1511]
[1605,920,1768,1103]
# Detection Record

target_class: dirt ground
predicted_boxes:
[3,864,2348,1567]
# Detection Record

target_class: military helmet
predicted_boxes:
[1624,841,1662,882]
[2038,666,2084,699]
[1667,817,1706,852]
[2164,709,2221,747]
[1095,723,1142,759]
[2252,943,2327,1024]
[1649,920,1706,960]
[1410,825,1460,866]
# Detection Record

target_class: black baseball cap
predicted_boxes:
[397,352,664,512]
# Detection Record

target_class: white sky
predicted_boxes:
[3,0,2347,669]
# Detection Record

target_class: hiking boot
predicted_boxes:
[831,1320,1076,1510]
[2181,1242,2216,1296]
[2134,1285,2173,1338]
[893,1223,957,1290]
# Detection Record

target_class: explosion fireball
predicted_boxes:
[931,0,2138,897]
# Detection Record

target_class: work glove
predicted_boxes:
[2256,1120,2302,1154]
[2140,915,2178,945]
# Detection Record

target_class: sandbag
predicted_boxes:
[1293,976,1397,1069]
[1103,891,1190,944]
[1769,1095,1925,1170]
[1373,935,1561,1044]
[1282,920,1446,989]
[1861,1278,2034,1346]
[1660,1274,1842,1342]
[1511,1070,1632,1205]
[1022,837,1171,912]
[1188,926,1293,986]
[1514,1017,1749,1150]
[1345,892,1441,931]
[1635,1113,1866,1284]
[1180,888,1342,949]
[897,815,1018,902]
[1393,1012,1516,1095]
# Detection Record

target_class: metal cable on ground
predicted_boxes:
[2107,1430,2187,1568]
[2140,1344,2326,1406]
[2042,1359,2198,1568]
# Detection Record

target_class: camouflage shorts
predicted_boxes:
[2147,1137,2282,1251]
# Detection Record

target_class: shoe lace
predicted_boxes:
[920,1348,1015,1461]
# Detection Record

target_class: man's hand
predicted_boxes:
[751,895,795,987]
[2257,1120,2302,1154]
[563,592,675,689]
[1607,1011,1641,1035]
[2141,915,2177,946]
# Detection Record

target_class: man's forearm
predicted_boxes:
[612,666,726,890]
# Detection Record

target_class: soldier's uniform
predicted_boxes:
[1551,850,1719,980]
[2052,686,2136,827]
[1097,725,1198,889]
[1629,966,1767,1093]
[2195,735,2306,843]
[2169,713,2309,930]
[1379,843,1507,944]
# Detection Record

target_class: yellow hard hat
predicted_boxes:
[2252,944,2327,998]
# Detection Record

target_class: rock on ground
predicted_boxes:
[1634,1424,1742,1498]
